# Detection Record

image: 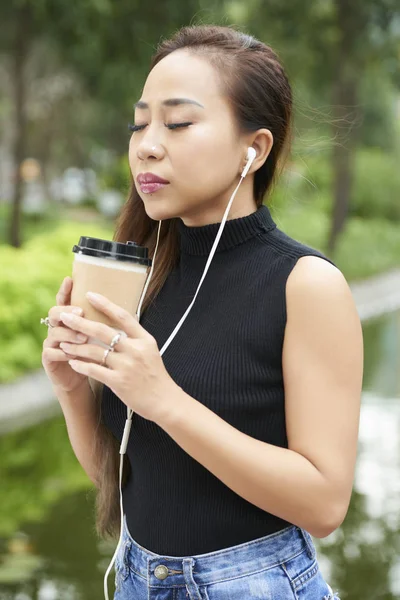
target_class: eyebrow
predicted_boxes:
[133,98,204,110]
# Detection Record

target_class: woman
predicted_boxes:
[42,24,363,600]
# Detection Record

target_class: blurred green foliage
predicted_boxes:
[274,147,400,220]
[98,153,131,193]
[351,149,400,220]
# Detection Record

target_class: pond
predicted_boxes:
[0,311,399,599]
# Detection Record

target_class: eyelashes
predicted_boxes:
[128,123,144,132]
[128,122,192,132]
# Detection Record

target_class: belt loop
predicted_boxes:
[182,558,202,600]
[117,538,132,580]
[123,539,132,569]
[298,527,316,560]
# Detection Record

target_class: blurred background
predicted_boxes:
[0,1,400,598]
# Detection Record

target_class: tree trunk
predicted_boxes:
[327,78,359,255]
[9,4,31,248]
[327,0,363,255]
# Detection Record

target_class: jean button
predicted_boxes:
[154,565,169,580]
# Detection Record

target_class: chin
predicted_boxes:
[142,200,178,222]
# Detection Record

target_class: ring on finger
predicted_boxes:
[41,317,55,328]
[101,346,114,368]
[101,331,127,368]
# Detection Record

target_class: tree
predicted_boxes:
[1,2,33,247]
[233,0,400,254]
[1,0,223,247]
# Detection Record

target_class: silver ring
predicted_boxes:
[110,331,127,348]
[101,331,128,368]
[101,347,113,368]
[40,317,54,328]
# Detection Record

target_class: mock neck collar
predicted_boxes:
[177,204,276,256]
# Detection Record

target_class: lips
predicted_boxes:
[137,172,169,184]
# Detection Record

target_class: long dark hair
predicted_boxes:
[89,23,293,540]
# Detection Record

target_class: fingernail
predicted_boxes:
[72,308,83,315]
[60,312,74,322]
[86,291,101,301]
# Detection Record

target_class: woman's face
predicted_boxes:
[129,50,251,226]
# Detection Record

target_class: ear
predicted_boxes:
[247,129,274,174]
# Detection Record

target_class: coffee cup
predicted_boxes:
[70,237,152,348]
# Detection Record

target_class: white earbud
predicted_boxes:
[241,147,257,178]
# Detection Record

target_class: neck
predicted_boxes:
[178,180,257,227]
[178,202,276,256]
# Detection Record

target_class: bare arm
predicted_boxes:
[55,380,101,487]
[156,256,363,538]
[282,255,363,530]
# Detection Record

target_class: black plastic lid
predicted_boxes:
[72,237,152,267]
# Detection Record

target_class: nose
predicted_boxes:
[132,119,166,161]
[137,144,161,160]
[136,133,165,161]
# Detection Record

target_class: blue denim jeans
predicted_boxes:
[114,513,340,599]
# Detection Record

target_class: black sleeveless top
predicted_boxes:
[101,204,336,555]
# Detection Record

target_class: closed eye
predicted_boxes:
[128,122,192,132]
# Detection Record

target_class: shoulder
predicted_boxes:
[285,255,361,342]
[286,255,350,305]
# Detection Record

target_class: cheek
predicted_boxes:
[176,129,235,183]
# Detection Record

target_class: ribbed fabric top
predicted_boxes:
[177,203,277,255]
[101,203,336,555]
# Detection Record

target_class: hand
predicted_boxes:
[42,277,91,395]
[58,291,179,424]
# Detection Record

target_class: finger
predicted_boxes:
[85,291,146,339]
[59,341,110,365]
[48,305,83,326]
[43,343,95,363]
[56,277,72,307]
[46,327,88,348]
[68,358,115,386]
[43,347,79,361]
[59,312,129,350]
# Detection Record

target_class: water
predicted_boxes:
[0,311,399,599]
[313,310,400,599]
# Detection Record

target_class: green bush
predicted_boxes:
[274,205,400,281]
[276,148,400,222]
[351,149,400,220]
[0,222,113,383]
[98,153,131,194]
[334,216,400,281]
